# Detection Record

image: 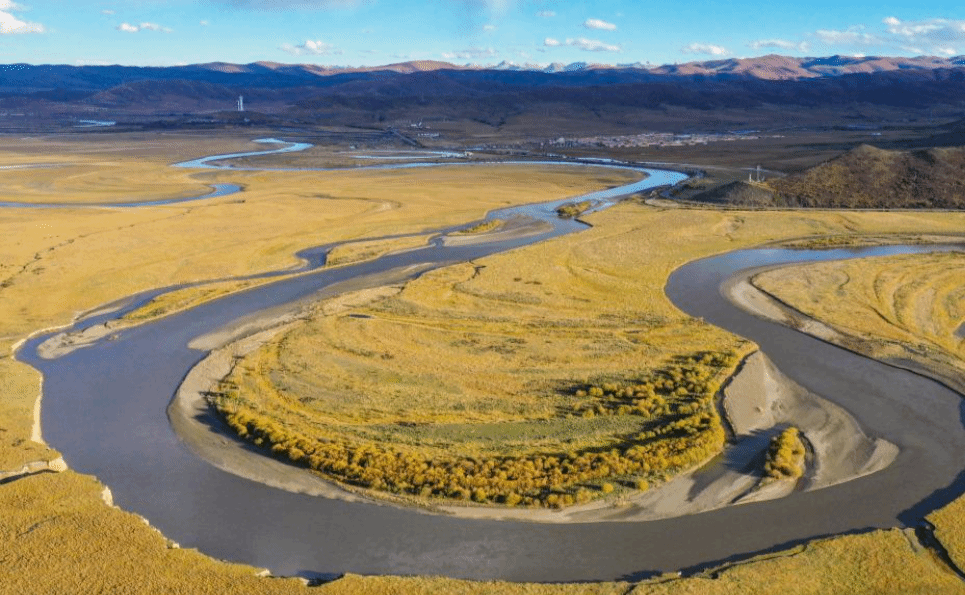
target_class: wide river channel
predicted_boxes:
[15,141,965,582]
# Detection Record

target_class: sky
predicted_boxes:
[1,0,964,67]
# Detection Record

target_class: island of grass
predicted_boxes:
[452,218,505,235]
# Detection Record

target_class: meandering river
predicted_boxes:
[13,141,965,582]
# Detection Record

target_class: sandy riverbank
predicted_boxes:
[723,274,899,491]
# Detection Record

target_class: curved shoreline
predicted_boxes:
[171,280,901,525]
[734,262,965,399]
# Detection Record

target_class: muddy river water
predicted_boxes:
[13,142,965,582]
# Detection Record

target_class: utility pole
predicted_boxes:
[749,165,764,183]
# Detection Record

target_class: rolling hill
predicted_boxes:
[691,144,965,209]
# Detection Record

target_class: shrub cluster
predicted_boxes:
[764,426,806,480]
[454,219,503,235]
[212,351,738,508]
[569,352,735,419]
[555,200,592,218]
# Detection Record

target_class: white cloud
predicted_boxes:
[281,39,341,55]
[883,16,965,40]
[536,10,555,18]
[101,9,115,16]
[814,26,881,47]
[749,38,810,53]
[766,16,965,57]
[441,47,497,60]
[116,22,172,33]
[0,12,42,33]
[566,37,620,52]
[543,37,560,47]
[583,18,616,31]
[200,20,209,26]
[483,24,495,31]
[0,1,43,35]
[794,17,965,57]
[682,43,729,56]
[881,16,965,55]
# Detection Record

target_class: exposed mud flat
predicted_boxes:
[723,352,897,493]
[440,215,553,247]
[37,323,117,359]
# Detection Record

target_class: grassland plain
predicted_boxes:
[2,132,965,592]
[0,132,639,340]
[632,530,965,595]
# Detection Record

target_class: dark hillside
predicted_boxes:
[769,145,965,208]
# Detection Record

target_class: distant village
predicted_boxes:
[546,131,781,149]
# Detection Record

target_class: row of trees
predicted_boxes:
[212,350,738,508]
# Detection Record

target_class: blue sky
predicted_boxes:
[2,0,964,67]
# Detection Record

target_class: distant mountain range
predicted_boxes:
[490,54,965,78]
[4,54,965,132]
[5,55,965,93]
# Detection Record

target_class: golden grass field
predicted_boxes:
[3,131,965,592]
[753,252,965,394]
[931,496,965,574]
